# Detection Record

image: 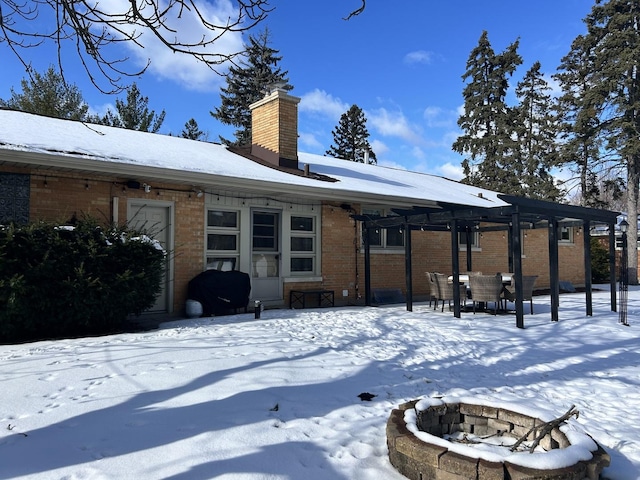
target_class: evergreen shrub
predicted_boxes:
[0,218,165,343]
[591,236,610,284]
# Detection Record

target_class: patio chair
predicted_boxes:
[433,273,466,312]
[502,275,538,314]
[426,272,438,308]
[468,274,504,315]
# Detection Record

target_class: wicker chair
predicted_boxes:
[468,274,504,315]
[433,273,466,312]
[502,275,538,314]
[426,272,438,308]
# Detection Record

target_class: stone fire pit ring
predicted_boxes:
[387,396,610,480]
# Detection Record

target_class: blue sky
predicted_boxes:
[0,1,595,181]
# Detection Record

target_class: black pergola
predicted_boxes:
[353,194,620,328]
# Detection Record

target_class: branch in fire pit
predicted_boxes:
[510,405,579,453]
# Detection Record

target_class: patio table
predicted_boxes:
[448,274,512,285]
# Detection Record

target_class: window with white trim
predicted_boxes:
[206,209,239,270]
[290,215,317,274]
[558,226,574,244]
[362,208,405,249]
[459,231,480,249]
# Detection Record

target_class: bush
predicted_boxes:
[591,236,610,284]
[0,218,165,343]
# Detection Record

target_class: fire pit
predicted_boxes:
[387,396,610,480]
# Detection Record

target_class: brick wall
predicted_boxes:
[22,167,205,314]
[7,164,589,313]
[316,205,587,306]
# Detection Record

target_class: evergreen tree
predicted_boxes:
[211,29,291,146]
[181,118,205,140]
[562,0,640,284]
[93,83,165,132]
[452,31,522,193]
[325,105,377,164]
[513,61,563,201]
[554,34,609,208]
[0,65,89,120]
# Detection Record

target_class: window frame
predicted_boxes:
[289,214,317,275]
[458,230,480,250]
[206,209,240,270]
[558,225,574,244]
[361,207,405,250]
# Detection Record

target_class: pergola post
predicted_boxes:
[511,214,524,328]
[450,219,461,318]
[583,220,593,316]
[609,222,617,312]
[364,224,372,306]
[404,221,413,312]
[466,225,473,271]
[548,218,560,322]
[507,224,514,274]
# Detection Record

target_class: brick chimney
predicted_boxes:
[249,86,300,169]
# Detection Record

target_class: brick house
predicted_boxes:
[0,88,616,318]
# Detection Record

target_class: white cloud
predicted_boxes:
[410,146,426,161]
[299,131,324,151]
[370,139,389,157]
[544,73,563,97]
[368,108,423,144]
[443,129,461,146]
[437,162,464,181]
[88,102,115,118]
[299,89,349,120]
[404,50,434,65]
[423,106,458,128]
[101,0,243,92]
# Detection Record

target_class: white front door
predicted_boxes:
[251,210,282,301]
[127,201,173,313]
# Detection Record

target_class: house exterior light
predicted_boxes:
[620,219,629,233]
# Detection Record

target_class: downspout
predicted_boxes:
[343,204,361,302]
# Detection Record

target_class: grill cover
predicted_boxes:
[187,270,251,316]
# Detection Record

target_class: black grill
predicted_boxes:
[187,270,251,316]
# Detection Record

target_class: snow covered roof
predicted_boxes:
[0,109,508,209]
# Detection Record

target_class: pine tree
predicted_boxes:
[563,0,640,284]
[325,105,377,164]
[0,65,89,120]
[554,34,608,208]
[452,31,522,193]
[513,61,563,201]
[93,83,165,132]
[181,118,205,140]
[211,29,291,146]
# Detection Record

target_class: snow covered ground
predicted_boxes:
[1,286,639,479]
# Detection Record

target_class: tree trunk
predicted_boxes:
[627,156,639,285]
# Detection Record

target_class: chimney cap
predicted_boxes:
[261,81,290,96]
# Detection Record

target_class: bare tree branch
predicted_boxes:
[510,405,579,454]
[343,0,366,20]
[0,0,273,93]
